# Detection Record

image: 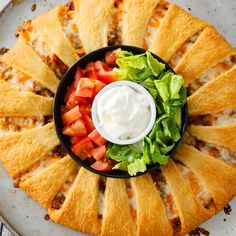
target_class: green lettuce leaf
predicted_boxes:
[162,117,181,142]
[115,50,166,83]
[140,77,158,99]
[128,159,147,176]
[107,49,187,176]
[113,160,129,171]
[106,143,142,163]
[146,51,165,76]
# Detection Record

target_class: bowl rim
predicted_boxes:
[53,45,188,179]
[91,80,157,145]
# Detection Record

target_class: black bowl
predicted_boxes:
[53,45,188,178]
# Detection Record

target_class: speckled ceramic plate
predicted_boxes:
[0,1,235,236]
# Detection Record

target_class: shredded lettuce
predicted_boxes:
[107,50,187,176]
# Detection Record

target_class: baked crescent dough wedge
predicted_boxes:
[161,160,213,235]
[175,27,235,86]
[0,79,53,116]
[20,156,78,208]
[121,0,160,47]
[175,144,236,211]
[49,168,101,235]
[2,37,59,93]
[33,6,79,67]
[0,123,59,178]
[149,4,209,62]
[78,0,114,53]
[100,178,136,236]
[188,66,236,115]
[190,124,236,150]
[131,174,173,236]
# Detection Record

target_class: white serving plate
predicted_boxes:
[0,1,235,235]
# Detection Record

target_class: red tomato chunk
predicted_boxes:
[91,160,112,172]
[94,61,117,84]
[82,113,95,133]
[91,145,106,161]
[62,106,82,125]
[105,51,117,67]
[72,137,94,159]
[74,67,83,88]
[75,78,94,98]
[88,129,107,146]
[71,119,87,136]
[62,55,118,170]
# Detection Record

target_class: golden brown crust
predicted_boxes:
[33,6,79,67]
[188,66,236,115]
[190,124,236,150]
[78,0,114,53]
[161,160,212,235]
[1,37,59,93]
[49,168,101,235]
[100,179,136,236]
[122,0,160,47]
[0,80,53,116]
[149,4,209,61]
[0,123,59,178]
[20,156,78,208]
[175,27,235,86]
[131,174,173,236]
[175,144,236,211]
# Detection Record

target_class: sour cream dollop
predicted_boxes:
[97,85,151,140]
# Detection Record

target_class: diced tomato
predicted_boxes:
[94,61,108,72]
[70,136,81,144]
[93,80,106,97]
[84,69,97,79]
[63,126,77,136]
[65,86,78,109]
[80,104,92,116]
[75,78,94,97]
[84,62,97,79]
[105,51,117,67]
[91,145,106,161]
[71,119,87,136]
[76,96,92,106]
[74,67,83,88]
[85,62,95,71]
[62,105,82,125]
[71,137,94,160]
[82,113,95,133]
[94,61,117,84]
[97,70,116,84]
[88,129,107,146]
[91,160,112,172]
[94,61,111,71]
[64,85,74,103]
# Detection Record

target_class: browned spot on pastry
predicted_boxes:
[13,178,21,188]
[108,0,123,46]
[172,218,181,233]
[44,214,50,221]
[31,3,37,12]
[189,227,210,236]
[224,204,232,215]
[50,54,69,78]
[98,177,106,193]
[15,20,32,37]
[51,194,66,209]
[66,0,74,11]
[0,47,9,55]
